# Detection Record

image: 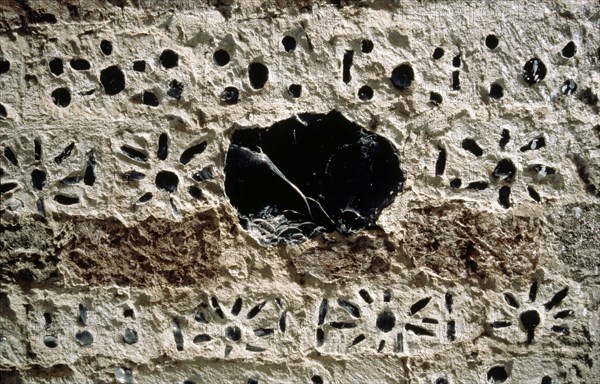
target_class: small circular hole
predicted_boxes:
[221,86,239,105]
[561,41,576,58]
[281,36,296,52]
[361,39,374,53]
[358,85,373,100]
[430,92,443,105]
[160,49,179,69]
[49,58,64,76]
[522,58,547,84]
[248,62,269,89]
[391,64,414,90]
[51,88,71,107]
[433,47,444,60]
[288,84,302,98]
[213,49,230,66]
[100,39,113,55]
[485,34,499,49]
[489,83,504,99]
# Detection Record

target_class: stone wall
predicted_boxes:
[1,1,599,383]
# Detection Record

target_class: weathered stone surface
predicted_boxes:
[1,0,599,383]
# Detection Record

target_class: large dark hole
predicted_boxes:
[155,170,179,192]
[51,88,71,107]
[391,64,414,91]
[160,49,179,69]
[498,186,511,208]
[0,104,6,118]
[452,55,461,68]
[100,65,125,95]
[248,62,269,89]
[224,110,404,244]
[522,58,547,84]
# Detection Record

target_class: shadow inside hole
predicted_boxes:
[224,110,404,244]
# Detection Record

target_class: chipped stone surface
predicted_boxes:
[1,0,599,383]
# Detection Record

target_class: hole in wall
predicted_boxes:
[342,50,353,83]
[450,178,461,188]
[561,41,576,58]
[100,65,125,95]
[361,39,374,53]
[462,138,483,157]
[522,58,547,84]
[49,58,63,76]
[288,84,302,98]
[430,92,443,105]
[562,79,577,95]
[221,87,239,104]
[133,60,146,72]
[100,40,113,55]
[70,59,91,70]
[487,366,508,383]
[0,60,9,74]
[31,169,46,190]
[489,83,504,99]
[433,47,444,59]
[155,171,179,192]
[452,55,461,68]
[452,71,460,90]
[213,49,230,66]
[224,110,404,244]
[167,80,184,100]
[51,88,71,107]
[282,36,296,52]
[0,104,6,118]
[160,49,179,68]
[248,62,269,89]
[391,64,414,91]
[143,91,159,106]
[358,85,373,100]
[485,34,499,49]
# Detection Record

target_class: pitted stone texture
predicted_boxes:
[1,0,599,383]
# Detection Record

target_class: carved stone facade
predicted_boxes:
[1,1,599,383]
